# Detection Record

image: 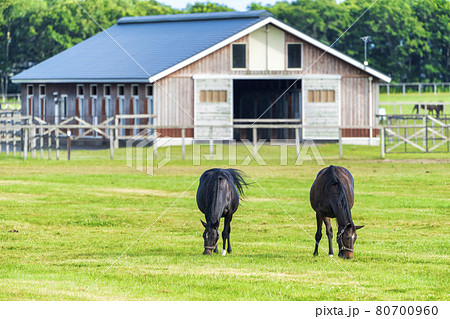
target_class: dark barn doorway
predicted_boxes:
[233,79,301,140]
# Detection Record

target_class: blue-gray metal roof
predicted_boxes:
[12,11,271,83]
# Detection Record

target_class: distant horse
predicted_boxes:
[413,104,444,118]
[196,168,248,255]
[310,165,364,259]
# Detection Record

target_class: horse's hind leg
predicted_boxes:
[222,214,232,254]
[323,217,333,256]
[314,213,323,256]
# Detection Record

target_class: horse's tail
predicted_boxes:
[225,168,249,197]
[324,166,352,224]
[413,104,418,114]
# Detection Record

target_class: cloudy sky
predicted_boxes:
[159,1,346,11]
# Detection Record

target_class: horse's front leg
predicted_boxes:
[222,214,232,255]
[314,213,323,256]
[323,217,334,256]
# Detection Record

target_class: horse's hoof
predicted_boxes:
[329,254,334,257]
[221,249,227,256]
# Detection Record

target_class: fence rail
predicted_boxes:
[380,82,450,95]
[1,113,448,161]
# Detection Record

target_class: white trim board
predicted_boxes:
[150,17,391,83]
[193,74,342,80]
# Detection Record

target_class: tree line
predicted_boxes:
[1,0,449,95]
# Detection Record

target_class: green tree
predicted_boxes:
[412,0,450,82]
[251,0,348,45]
[0,0,37,99]
[184,2,234,13]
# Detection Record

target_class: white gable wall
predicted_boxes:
[249,28,266,70]
[267,25,285,71]
[249,25,285,72]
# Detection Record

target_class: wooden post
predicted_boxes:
[418,83,421,96]
[414,118,417,144]
[252,127,257,157]
[153,134,158,160]
[295,127,300,157]
[338,128,343,159]
[431,120,435,146]
[5,128,9,155]
[387,84,390,96]
[12,121,16,156]
[13,117,17,156]
[114,116,119,149]
[56,129,60,160]
[40,126,44,159]
[402,84,405,96]
[434,83,437,96]
[31,127,36,159]
[24,128,28,161]
[380,128,385,159]
[209,126,214,158]
[67,130,71,161]
[48,129,52,159]
[423,116,426,147]
[109,130,114,160]
[181,128,186,160]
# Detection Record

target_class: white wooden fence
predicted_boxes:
[1,112,449,161]
[380,82,450,96]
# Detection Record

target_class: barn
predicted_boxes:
[12,10,390,144]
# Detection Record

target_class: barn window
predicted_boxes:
[199,90,227,103]
[104,85,111,96]
[39,85,46,96]
[232,43,246,69]
[132,84,139,96]
[146,85,153,96]
[27,85,33,96]
[77,85,84,96]
[117,85,125,96]
[287,43,302,69]
[307,90,335,103]
[90,85,97,96]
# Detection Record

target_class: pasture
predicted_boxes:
[0,144,448,300]
[379,92,450,115]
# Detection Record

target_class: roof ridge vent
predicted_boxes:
[117,10,272,25]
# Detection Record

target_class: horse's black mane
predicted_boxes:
[321,165,353,226]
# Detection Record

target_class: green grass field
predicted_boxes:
[0,144,449,300]
[379,92,450,115]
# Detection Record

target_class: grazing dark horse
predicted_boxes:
[413,104,444,118]
[196,168,248,255]
[310,165,364,259]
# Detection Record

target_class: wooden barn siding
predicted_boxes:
[154,26,378,138]
[154,76,194,137]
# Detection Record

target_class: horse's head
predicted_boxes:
[201,220,219,255]
[337,223,364,259]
